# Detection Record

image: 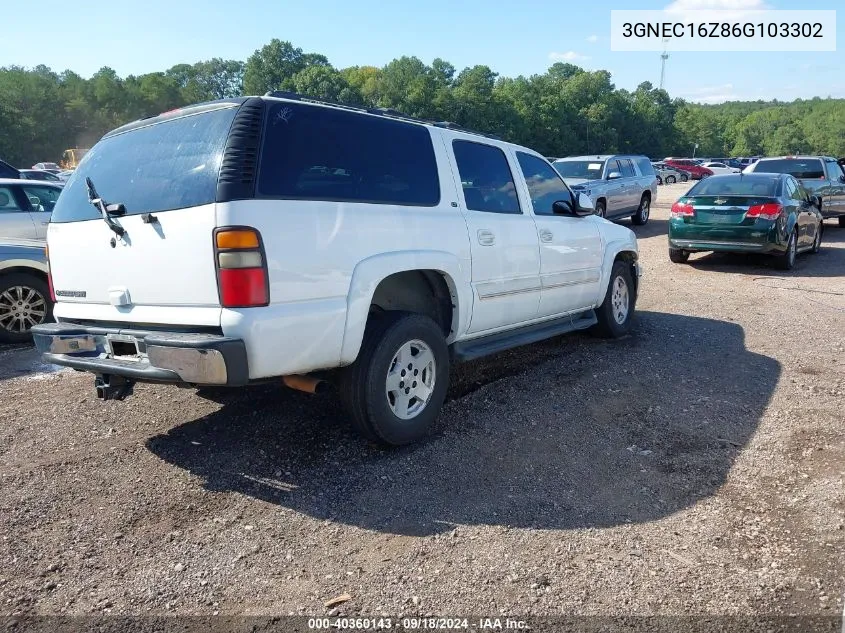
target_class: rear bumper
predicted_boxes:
[30,322,249,386]
[668,238,779,253]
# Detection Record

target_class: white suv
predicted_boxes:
[32,93,641,446]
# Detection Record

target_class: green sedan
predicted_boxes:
[668,172,824,270]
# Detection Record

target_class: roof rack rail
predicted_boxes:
[263,91,500,140]
[433,121,501,141]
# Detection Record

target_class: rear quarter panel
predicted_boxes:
[216,128,473,378]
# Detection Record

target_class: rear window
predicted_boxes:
[688,175,778,197]
[753,159,825,179]
[51,106,238,223]
[257,102,440,206]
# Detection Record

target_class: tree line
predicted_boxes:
[1,38,843,167]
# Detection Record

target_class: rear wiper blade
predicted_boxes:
[85,177,126,237]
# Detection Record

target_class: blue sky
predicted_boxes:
[4,0,841,103]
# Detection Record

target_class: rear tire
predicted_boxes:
[0,273,53,344]
[339,311,449,446]
[631,194,650,226]
[669,248,690,263]
[591,261,636,338]
[680,173,689,182]
[775,230,797,270]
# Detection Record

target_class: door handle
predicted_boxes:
[477,229,495,246]
[40,221,49,225]
[539,229,553,242]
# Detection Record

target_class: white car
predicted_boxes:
[32,93,641,446]
[700,161,740,175]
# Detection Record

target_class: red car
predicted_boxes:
[664,158,713,180]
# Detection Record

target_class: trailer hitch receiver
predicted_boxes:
[94,374,135,401]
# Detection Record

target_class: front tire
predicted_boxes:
[0,273,53,344]
[666,175,676,184]
[775,230,797,270]
[631,194,650,226]
[592,261,636,338]
[669,248,690,263]
[594,200,606,219]
[339,311,449,446]
[838,216,845,228]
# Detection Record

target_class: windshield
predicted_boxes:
[553,160,605,180]
[52,106,237,223]
[753,159,824,179]
[688,175,778,197]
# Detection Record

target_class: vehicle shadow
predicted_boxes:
[686,237,845,277]
[626,218,668,240]
[147,311,778,536]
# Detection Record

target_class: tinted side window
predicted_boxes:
[516,152,571,215]
[258,103,440,206]
[825,161,843,181]
[606,159,622,177]
[452,140,520,214]
[22,185,61,213]
[0,187,23,212]
[619,159,636,177]
[635,157,654,176]
[0,162,18,179]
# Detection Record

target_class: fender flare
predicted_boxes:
[0,260,48,276]
[339,250,471,365]
[597,241,639,304]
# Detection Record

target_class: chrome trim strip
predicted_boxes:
[477,285,542,300]
[671,240,763,248]
[541,276,601,291]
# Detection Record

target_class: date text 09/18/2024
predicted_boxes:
[307,617,529,630]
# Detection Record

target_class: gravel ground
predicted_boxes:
[1,181,843,620]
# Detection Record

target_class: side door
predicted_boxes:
[514,151,603,318]
[446,137,541,334]
[0,185,38,240]
[19,184,60,239]
[617,158,639,210]
[603,159,627,217]
[824,159,845,217]
[785,177,813,247]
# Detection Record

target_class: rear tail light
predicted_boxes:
[670,202,694,218]
[746,203,783,220]
[214,228,269,308]
[45,245,55,302]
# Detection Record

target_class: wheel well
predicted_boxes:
[369,270,455,337]
[0,266,47,283]
[596,197,607,208]
[641,190,651,202]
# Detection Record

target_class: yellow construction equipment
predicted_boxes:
[60,148,90,170]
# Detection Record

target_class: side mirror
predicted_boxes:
[573,193,595,216]
[552,200,573,215]
[839,175,845,184]
[607,171,622,180]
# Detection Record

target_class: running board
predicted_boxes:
[450,311,598,363]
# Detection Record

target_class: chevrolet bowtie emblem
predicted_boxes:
[714,198,727,204]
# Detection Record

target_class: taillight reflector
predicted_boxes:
[218,269,268,307]
[214,227,269,308]
[670,202,694,217]
[746,203,783,220]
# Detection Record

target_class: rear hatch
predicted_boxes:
[48,103,241,326]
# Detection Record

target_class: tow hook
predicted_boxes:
[95,374,135,401]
